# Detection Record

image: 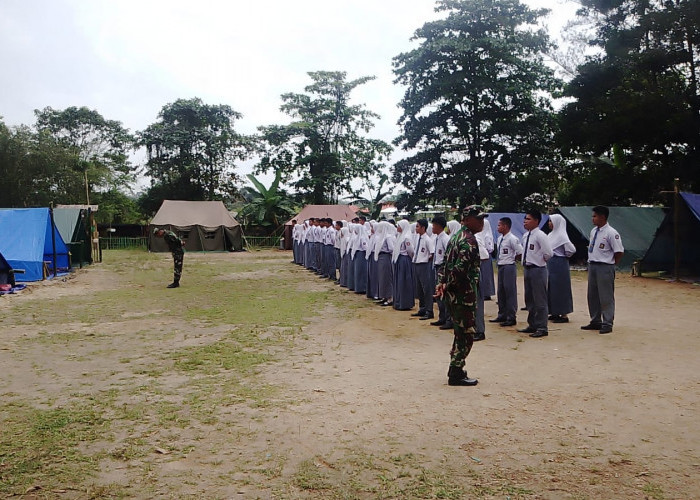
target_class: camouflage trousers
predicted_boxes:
[172,250,184,282]
[446,300,475,368]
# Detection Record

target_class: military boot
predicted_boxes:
[447,365,478,386]
[167,280,180,288]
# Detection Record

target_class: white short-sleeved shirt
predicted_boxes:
[412,233,435,264]
[433,231,451,266]
[497,232,523,265]
[521,228,552,267]
[588,223,624,264]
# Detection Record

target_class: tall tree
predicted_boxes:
[34,106,135,204]
[256,71,392,205]
[392,0,562,211]
[239,170,296,229]
[558,0,700,202]
[0,120,87,207]
[139,98,247,214]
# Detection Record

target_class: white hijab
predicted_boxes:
[339,225,350,255]
[373,221,390,261]
[354,222,370,258]
[447,220,461,236]
[366,220,378,258]
[475,218,494,259]
[392,219,411,263]
[548,214,576,256]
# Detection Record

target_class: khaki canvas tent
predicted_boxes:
[149,200,243,252]
[282,205,360,250]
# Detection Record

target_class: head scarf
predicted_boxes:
[447,220,461,236]
[373,221,390,261]
[392,219,412,263]
[548,214,576,256]
[339,225,350,255]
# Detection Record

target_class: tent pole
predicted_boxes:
[49,204,57,278]
[673,178,680,281]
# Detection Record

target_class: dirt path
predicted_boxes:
[1,251,698,499]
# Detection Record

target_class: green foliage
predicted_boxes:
[255,71,393,204]
[392,0,563,212]
[559,0,700,202]
[138,98,249,215]
[34,106,136,203]
[239,170,296,228]
[91,189,144,224]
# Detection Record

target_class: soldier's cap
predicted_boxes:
[461,205,488,218]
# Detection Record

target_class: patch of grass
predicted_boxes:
[0,401,108,494]
[642,482,665,500]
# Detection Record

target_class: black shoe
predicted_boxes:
[489,317,505,323]
[599,325,613,334]
[520,307,528,311]
[517,327,536,334]
[551,316,569,323]
[500,320,516,327]
[581,323,602,330]
[411,311,425,317]
[484,296,491,301]
[166,282,179,288]
[380,301,393,307]
[439,323,454,330]
[529,330,548,338]
[447,366,478,386]
[419,314,434,320]
[430,320,446,326]
[472,332,486,341]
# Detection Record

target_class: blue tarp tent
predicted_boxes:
[0,208,70,281]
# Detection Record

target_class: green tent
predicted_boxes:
[54,207,93,265]
[556,206,667,270]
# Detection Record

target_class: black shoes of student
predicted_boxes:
[489,317,505,323]
[472,332,486,341]
[517,326,536,333]
[166,282,179,288]
[439,322,454,330]
[419,314,435,320]
[581,323,602,330]
[599,325,613,334]
[430,320,446,326]
[551,316,569,323]
[529,330,548,338]
[411,311,425,317]
[447,366,478,386]
[380,301,393,307]
[499,320,517,327]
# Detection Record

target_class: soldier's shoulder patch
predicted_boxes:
[615,234,620,239]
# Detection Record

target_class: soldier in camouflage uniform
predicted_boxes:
[435,205,486,386]
[154,228,185,288]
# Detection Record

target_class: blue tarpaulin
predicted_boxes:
[681,192,700,222]
[0,208,70,281]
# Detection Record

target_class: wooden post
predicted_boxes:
[673,178,680,281]
[49,204,57,277]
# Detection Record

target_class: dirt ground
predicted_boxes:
[1,250,699,499]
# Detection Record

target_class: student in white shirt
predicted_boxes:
[581,206,624,334]
[518,210,553,338]
[489,217,523,327]
[411,219,435,319]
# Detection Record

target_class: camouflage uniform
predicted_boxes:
[437,225,480,369]
[163,231,184,283]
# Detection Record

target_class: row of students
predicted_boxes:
[292,206,623,338]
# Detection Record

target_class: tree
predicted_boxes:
[34,106,135,204]
[239,170,295,229]
[0,120,87,207]
[139,98,247,215]
[392,0,563,211]
[256,71,393,204]
[558,0,700,202]
[348,173,394,220]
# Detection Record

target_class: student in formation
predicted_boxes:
[353,220,369,294]
[339,224,351,288]
[581,205,624,334]
[430,216,452,328]
[346,223,358,291]
[489,217,523,327]
[546,214,575,323]
[518,210,553,338]
[392,219,415,311]
[333,221,343,284]
[411,219,435,320]
[374,220,396,307]
[366,221,380,300]
[476,217,495,301]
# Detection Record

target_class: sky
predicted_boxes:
[0,0,580,193]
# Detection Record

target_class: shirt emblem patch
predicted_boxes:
[599,243,605,249]
[529,244,535,250]
[615,234,620,239]
[503,249,509,254]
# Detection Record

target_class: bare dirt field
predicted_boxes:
[1,250,698,499]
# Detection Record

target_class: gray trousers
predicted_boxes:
[434,265,451,323]
[524,266,548,332]
[413,262,434,315]
[497,264,518,322]
[587,262,616,327]
[476,283,485,335]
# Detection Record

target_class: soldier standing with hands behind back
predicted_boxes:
[154,228,185,288]
[435,205,486,387]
